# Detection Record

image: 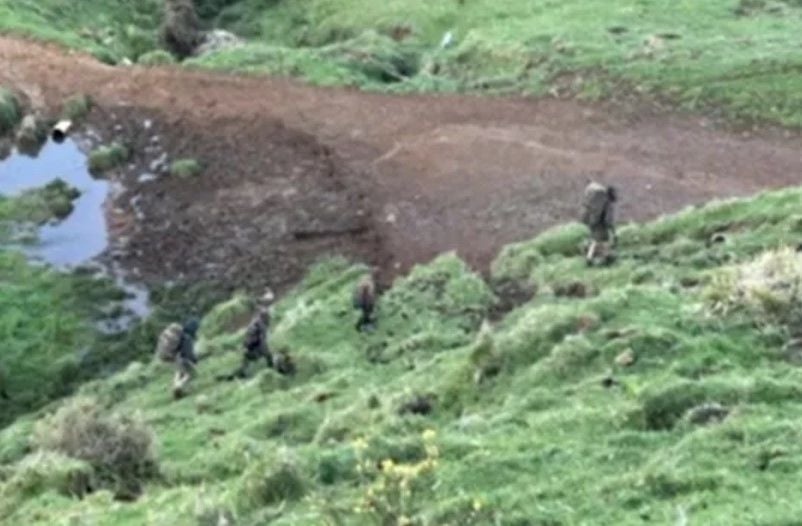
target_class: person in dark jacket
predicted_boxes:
[172,319,199,399]
[219,291,274,381]
[354,272,377,332]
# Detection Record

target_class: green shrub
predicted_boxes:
[0,88,21,136]
[169,158,203,178]
[42,179,81,220]
[637,380,743,430]
[62,94,93,121]
[33,398,158,498]
[705,248,802,324]
[137,49,177,66]
[120,24,157,61]
[0,452,94,518]
[239,460,306,509]
[87,142,129,174]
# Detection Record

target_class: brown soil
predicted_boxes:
[2,36,801,293]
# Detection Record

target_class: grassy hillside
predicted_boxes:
[0,0,161,63]
[1,1,802,126]
[4,185,802,524]
[191,0,802,126]
[0,181,226,428]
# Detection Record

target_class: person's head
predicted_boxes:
[607,185,618,203]
[183,318,200,338]
[257,287,275,308]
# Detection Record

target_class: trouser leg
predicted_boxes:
[172,362,194,399]
[586,240,598,264]
[357,305,376,332]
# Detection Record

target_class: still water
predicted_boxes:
[0,138,149,322]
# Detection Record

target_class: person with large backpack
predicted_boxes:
[156,319,199,399]
[581,182,618,266]
[217,288,277,381]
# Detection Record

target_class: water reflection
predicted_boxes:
[0,139,150,326]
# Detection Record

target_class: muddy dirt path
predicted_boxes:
[1,36,800,291]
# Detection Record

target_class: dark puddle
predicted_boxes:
[0,138,150,330]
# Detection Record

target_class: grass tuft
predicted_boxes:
[87,142,129,174]
[169,158,202,178]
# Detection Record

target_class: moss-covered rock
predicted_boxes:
[87,142,129,175]
[61,94,93,121]
[169,158,202,178]
[15,114,48,156]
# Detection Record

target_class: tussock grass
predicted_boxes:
[87,142,129,174]
[0,87,21,136]
[61,94,92,121]
[168,158,202,178]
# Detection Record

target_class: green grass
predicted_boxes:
[183,0,802,126]
[169,158,202,179]
[0,87,21,136]
[136,49,176,67]
[5,184,802,523]
[60,94,92,122]
[0,0,161,63]
[87,142,129,175]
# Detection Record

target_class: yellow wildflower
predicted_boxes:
[422,428,437,441]
[381,458,395,471]
[473,498,483,511]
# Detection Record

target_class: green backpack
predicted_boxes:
[156,323,183,363]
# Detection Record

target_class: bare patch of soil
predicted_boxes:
[1,36,800,292]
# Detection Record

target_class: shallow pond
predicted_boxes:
[0,138,150,322]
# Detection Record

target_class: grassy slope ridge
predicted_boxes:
[4,186,802,524]
[191,0,802,126]
[1,1,802,126]
[0,0,161,63]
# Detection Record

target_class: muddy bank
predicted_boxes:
[91,105,383,295]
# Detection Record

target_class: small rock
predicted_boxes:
[440,31,454,49]
[15,114,47,156]
[601,374,618,388]
[615,349,636,367]
[312,391,336,403]
[193,29,243,56]
[149,152,168,173]
[143,119,152,130]
[685,402,729,425]
[398,393,436,416]
[554,281,590,298]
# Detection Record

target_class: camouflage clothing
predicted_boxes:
[220,310,272,380]
[354,275,376,332]
[171,320,199,399]
[581,182,617,265]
